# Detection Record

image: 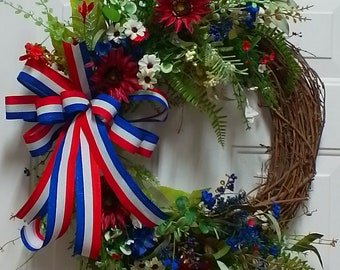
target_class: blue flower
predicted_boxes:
[226,237,238,251]
[201,190,216,209]
[208,25,222,42]
[269,245,279,257]
[162,259,179,270]
[94,41,112,57]
[242,3,259,29]
[130,227,155,257]
[271,202,281,219]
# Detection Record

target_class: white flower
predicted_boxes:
[137,69,157,90]
[107,23,126,44]
[138,54,161,72]
[145,257,165,270]
[185,50,196,62]
[123,19,146,40]
[258,63,267,73]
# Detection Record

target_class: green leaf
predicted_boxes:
[290,233,324,268]
[265,213,282,241]
[213,245,231,260]
[228,28,238,40]
[217,260,230,270]
[189,189,204,205]
[198,222,210,234]
[272,17,290,34]
[161,62,173,73]
[158,186,189,203]
[176,196,189,212]
[124,2,137,15]
[102,5,120,22]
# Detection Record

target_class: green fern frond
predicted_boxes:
[202,43,248,84]
[256,24,301,95]
[163,72,227,146]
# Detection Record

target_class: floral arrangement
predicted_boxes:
[1,0,333,269]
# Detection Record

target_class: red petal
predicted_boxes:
[88,2,94,13]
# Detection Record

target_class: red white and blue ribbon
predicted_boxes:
[5,41,169,258]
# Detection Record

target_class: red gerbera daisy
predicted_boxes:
[154,0,210,33]
[90,48,140,103]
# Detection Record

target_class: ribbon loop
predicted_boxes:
[36,96,64,124]
[91,94,120,123]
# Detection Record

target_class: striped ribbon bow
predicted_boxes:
[5,41,168,258]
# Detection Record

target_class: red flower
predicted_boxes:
[19,43,47,62]
[154,0,210,33]
[242,40,251,51]
[259,55,269,65]
[78,0,94,23]
[101,178,130,231]
[269,51,275,61]
[90,48,140,103]
[247,217,254,227]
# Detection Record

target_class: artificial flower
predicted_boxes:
[130,227,155,257]
[19,43,47,62]
[137,69,158,90]
[145,257,165,270]
[201,190,216,209]
[138,54,161,72]
[154,0,210,33]
[107,23,126,44]
[257,63,267,73]
[90,48,140,102]
[123,19,146,40]
[271,201,281,219]
[131,260,148,270]
[101,179,130,231]
[131,29,150,45]
[242,40,251,51]
[78,0,94,23]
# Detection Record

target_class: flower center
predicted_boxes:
[151,265,159,270]
[139,263,146,268]
[144,76,151,84]
[171,0,192,17]
[114,30,120,37]
[106,66,122,85]
[132,26,138,33]
[147,63,154,69]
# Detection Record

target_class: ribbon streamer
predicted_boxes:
[5,41,168,258]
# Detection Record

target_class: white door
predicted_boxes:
[0,1,339,269]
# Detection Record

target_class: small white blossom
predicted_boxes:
[185,50,196,62]
[123,19,146,40]
[258,63,267,73]
[137,69,157,90]
[107,23,126,44]
[138,54,161,72]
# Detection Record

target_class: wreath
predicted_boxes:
[1,0,331,269]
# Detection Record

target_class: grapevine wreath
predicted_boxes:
[1,0,328,269]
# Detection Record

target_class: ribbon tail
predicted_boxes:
[81,110,168,227]
[19,118,79,251]
[15,129,66,221]
[74,126,101,259]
